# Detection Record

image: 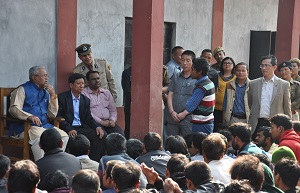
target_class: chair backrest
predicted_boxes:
[0,88,16,133]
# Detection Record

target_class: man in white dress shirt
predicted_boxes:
[248,55,291,140]
[202,133,233,185]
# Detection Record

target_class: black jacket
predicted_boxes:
[57,91,99,132]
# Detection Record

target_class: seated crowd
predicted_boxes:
[1,118,300,193]
[1,45,300,193]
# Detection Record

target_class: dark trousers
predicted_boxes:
[124,93,131,139]
[213,109,223,132]
[251,118,270,141]
[102,124,125,137]
[73,126,105,162]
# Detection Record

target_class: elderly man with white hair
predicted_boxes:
[9,66,68,161]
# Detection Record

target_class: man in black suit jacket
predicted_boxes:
[57,73,106,161]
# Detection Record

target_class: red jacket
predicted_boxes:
[279,129,300,162]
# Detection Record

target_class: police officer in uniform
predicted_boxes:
[74,44,117,101]
[278,61,300,121]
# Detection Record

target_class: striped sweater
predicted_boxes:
[191,78,215,123]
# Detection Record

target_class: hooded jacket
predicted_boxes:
[261,163,284,193]
[279,129,300,162]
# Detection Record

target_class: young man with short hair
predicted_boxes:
[136,132,170,179]
[98,133,147,188]
[230,155,264,192]
[255,126,278,154]
[274,158,300,193]
[166,46,184,80]
[270,114,300,162]
[181,57,215,134]
[36,129,81,189]
[163,161,225,193]
[102,160,123,193]
[72,169,101,193]
[111,162,141,193]
[7,160,40,193]
[202,133,233,185]
[228,122,266,156]
[68,134,99,172]
[166,50,196,137]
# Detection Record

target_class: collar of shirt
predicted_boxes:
[76,154,90,160]
[86,86,104,95]
[179,71,191,79]
[171,59,181,67]
[235,79,247,87]
[195,75,208,85]
[71,91,80,101]
[262,75,275,83]
[84,58,96,68]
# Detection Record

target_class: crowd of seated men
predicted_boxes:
[3,104,300,192]
[1,117,300,193]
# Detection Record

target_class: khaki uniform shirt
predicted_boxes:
[290,79,300,111]
[162,65,170,103]
[73,58,117,101]
[162,65,170,87]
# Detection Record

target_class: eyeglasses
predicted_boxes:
[35,74,48,78]
[259,64,273,68]
[223,62,233,65]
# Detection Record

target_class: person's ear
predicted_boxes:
[278,126,284,133]
[112,181,119,193]
[186,179,193,190]
[59,140,63,148]
[135,180,141,189]
[165,169,170,178]
[32,185,37,193]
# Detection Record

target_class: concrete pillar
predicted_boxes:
[57,0,77,93]
[211,0,225,49]
[275,0,300,63]
[131,0,164,139]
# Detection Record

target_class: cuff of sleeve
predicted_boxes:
[50,94,57,100]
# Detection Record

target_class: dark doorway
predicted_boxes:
[249,30,276,79]
[124,17,175,70]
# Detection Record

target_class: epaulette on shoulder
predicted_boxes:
[294,80,300,85]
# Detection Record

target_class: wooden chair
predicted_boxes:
[0,87,62,161]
